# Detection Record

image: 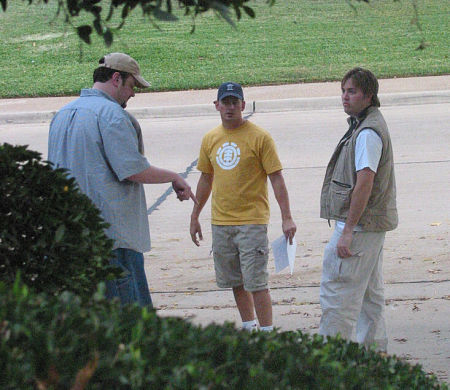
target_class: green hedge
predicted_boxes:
[0,143,120,298]
[1,278,447,390]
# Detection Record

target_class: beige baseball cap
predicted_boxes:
[99,53,150,88]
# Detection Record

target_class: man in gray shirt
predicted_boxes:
[48,53,197,306]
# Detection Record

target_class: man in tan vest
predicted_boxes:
[319,68,398,352]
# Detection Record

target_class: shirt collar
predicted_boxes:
[346,105,374,127]
[80,88,118,105]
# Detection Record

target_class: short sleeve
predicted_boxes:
[99,110,150,181]
[260,134,283,174]
[355,129,382,173]
[197,136,214,174]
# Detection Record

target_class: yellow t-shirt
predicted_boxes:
[197,120,282,225]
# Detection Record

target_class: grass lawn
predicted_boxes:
[0,0,448,97]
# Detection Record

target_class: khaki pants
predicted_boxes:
[319,228,387,352]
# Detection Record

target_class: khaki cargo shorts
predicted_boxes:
[211,224,269,292]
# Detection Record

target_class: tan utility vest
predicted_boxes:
[320,106,398,232]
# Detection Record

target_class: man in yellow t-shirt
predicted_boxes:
[190,82,297,332]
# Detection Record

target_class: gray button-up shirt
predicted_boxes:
[48,89,151,252]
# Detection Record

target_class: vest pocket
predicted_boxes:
[330,181,352,216]
[332,180,351,189]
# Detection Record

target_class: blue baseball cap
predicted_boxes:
[217,82,244,101]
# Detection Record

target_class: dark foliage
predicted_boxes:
[0,0,274,46]
[1,278,447,390]
[0,143,120,299]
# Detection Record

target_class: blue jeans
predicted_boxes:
[106,248,153,307]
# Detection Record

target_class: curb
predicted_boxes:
[1,90,449,125]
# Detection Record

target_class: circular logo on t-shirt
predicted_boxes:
[216,142,240,170]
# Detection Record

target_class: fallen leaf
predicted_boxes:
[427,269,442,274]
[394,337,408,343]
[431,330,441,334]
[281,309,304,316]
[430,222,441,226]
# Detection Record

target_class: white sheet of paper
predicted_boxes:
[271,235,297,274]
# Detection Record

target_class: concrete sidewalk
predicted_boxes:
[0,75,449,124]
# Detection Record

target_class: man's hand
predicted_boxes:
[172,177,198,204]
[190,216,203,246]
[188,172,212,247]
[282,217,297,245]
[337,231,353,258]
[127,167,199,208]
